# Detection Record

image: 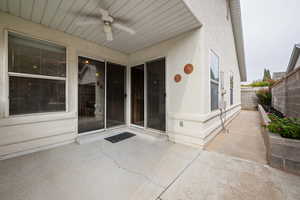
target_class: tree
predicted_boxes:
[263,68,271,81]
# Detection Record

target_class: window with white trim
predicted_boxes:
[8,32,66,115]
[210,50,219,111]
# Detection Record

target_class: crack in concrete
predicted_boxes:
[99,143,165,189]
[156,151,202,200]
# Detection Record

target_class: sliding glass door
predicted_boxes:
[78,56,165,133]
[106,62,126,128]
[78,57,105,133]
[131,65,145,127]
[130,58,166,131]
[146,58,166,131]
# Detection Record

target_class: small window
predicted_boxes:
[210,51,219,111]
[230,74,234,105]
[8,32,66,115]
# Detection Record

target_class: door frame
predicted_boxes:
[76,54,127,135]
[129,57,167,134]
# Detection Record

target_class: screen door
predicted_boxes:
[146,58,166,131]
[106,62,126,128]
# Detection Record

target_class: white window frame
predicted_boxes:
[6,30,68,117]
[210,50,220,111]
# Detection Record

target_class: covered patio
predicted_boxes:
[0,133,200,200]
[1,128,300,200]
[0,1,300,199]
[0,0,206,158]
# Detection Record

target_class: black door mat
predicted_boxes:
[105,132,136,143]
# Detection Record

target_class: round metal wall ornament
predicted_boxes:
[174,74,182,83]
[184,64,194,75]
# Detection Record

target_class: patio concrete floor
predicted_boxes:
[1,113,300,200]
[206,110,267,164]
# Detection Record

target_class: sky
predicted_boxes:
[240,0,300,83]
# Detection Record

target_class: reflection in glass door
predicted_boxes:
[146,58,166,131]
[106,62,126,128]
[131,65,144,127]
[78,57,105,133]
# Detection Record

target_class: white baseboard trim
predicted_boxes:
[202,110,240,147]
[168,108,241,148]
[168,133,205,149]
[0,139,75,160]
[168,104,241,123]
[201,108,240,140]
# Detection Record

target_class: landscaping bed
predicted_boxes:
[258,105,300,175]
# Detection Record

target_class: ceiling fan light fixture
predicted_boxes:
[103,23,111,33]
[103,24,113,41]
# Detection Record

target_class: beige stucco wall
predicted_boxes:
[129,29,203,116]
[185,0,242,144]
[184,0,241,111]
[0,0,243,158]
[128,0,242,147]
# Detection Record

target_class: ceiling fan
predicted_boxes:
[76,7,136,41]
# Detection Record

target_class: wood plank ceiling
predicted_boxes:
[0,0,201,53]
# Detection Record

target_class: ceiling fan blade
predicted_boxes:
[113,17,130,24]
[77,20,102,26]
[103,24,113,41]
[70,11,102,19]
[112,23,136,35]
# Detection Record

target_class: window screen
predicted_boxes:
[211,82,219,111]
[9,77,65,115]
[210,51,219,111]
[8,33,66,77]
[146,58,166,131]
[230,75,234,105]
[8,32,66,115]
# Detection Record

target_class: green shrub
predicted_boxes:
[267,114,300,139]
[242,80,276,87]
[256,89,272,106]
[250,81,270,87]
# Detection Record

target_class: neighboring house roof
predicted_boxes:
[287,44,300,73]
[229,0,247,81]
